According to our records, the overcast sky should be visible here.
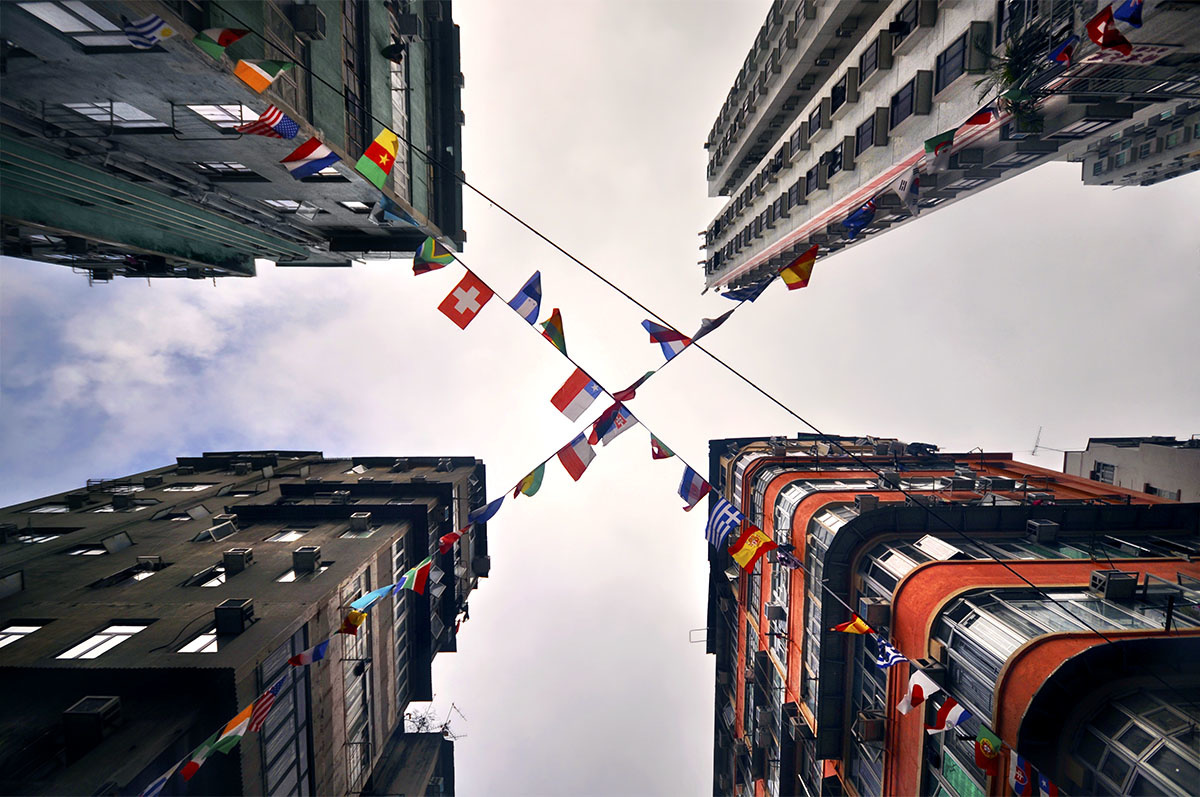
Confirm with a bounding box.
[2,1,1199,794]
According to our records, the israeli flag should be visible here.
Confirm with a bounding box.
[508,271,542,324]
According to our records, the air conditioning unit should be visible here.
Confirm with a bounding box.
[913,659,946,685]
[880,470,901,488]
[332,490,352,505]
[177,465,195,475]
[472,555,491,576]
[1026,492,1054,504]
[357,476,375,484]
[1027,519,1059,543]
[856,494,879,514]
[233,462,250,476]
[293,546,321,574]
[856,710,885,742]
[765,604,786,621]
[393,13,423,39]
[979,476,1015,491]
[223,547,254,574]
[143,475,163,488]
[1091,569,1137,600]
[111,493,133,510]
[211,513,238,530]
[62,696,122,761]
[214,598,254,635]
[136,555,162,569]
[289,5,327,41]
[948,476,975,490]
[859,596,890,628]
[66,492,89,510]
[349,512,371,531]
[306,477,323,485]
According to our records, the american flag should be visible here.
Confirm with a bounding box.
[705,497,744,549]
[247,676,287,733]
[235,105,299,139]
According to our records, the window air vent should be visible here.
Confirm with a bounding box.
[349,512,371,532]
[332,490,352,505]
[1027,519,1059,544]
[223,547,254,574]
[63,696,122,762]
[143,475,163,488]
[214,598,254,635]
[856,710,885,743]
[293,546,321,573]
[1090,569,1137,600]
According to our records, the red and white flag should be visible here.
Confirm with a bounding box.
[925,697,971,733]
[248,677,287,733]
[898,668,941,714]
[438,270,493,329]
[551,368,603,421]
[557,433,596,481]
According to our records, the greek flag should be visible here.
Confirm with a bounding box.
[875,638,906,669]
[124,15,173,49]
[705,498,744,549]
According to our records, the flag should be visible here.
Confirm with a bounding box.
[975,725,1003,776]
[728,525,778,571]
[413,236,455,274]
[721,276,773,302]
[395,556,434,595]
[678,467,711,511]
[508,272,542,324]
[551,367,603,421]
[705,498,744,549]
[438,527,467,554]
[540,308,567,355]
[1114,0,1143,27]
[235,105,299,139]
[234,59,294,93]
[642,320,691,361]
[963,105,996,126]
[180,731,219,781]
[350,584,394,612]
[139,759,183,797]
[1011,754,1037,797]
[776,549,803,570]
[875,638,906,669]
[193,28,248,60]
[280,137,341,179]
[693,308,736,342]
[557,433,596,481]
[1038,773,1061,797]
[288,639,330,666]
[589,403,637,446]
[780,243,818,289]
[514,463,545,498]
[438,270,494,330]
[925,129,956,172]
[468,496,504,525]
[926,697,972,734]
[842,199,877,240]
[355,128,401,189]
[889,170,920,216]
[338,609,368,636]
[831,614,873,634]
[1047,34,1079,64]
[248,677,287,733]
[370,194,420,227]
[613,370,656,402]
[822,760,838,779]
[1086,5,1133,57]
[650,435,675,460]
[898,668,941,714]
[124,15,174,49]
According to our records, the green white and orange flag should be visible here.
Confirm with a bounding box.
[514,463,545,498]
[540,308,567,356]
[179,703,254,780]
[193,28,248,59]
[779,244,818,291]
[234,59,293,93]
[831,613,874,634]
[356,128,400,189]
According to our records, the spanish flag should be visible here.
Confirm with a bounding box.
[831,613,873,634]
[338,609,368,636]
[728,525,778,571]
[355,128,400,189]
[779,244,818,290]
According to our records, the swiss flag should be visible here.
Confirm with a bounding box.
[438,270,494,329]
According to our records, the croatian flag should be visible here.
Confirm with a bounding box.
[287,639,330,667]
[678,467,711,512]
[551,368,602,421]
[557,433,596,481]
[507,271,542,324]
[925,697,971,734]
[467,496,504,525]
[281,137,341,179]
[642,320,691,361]
[897,668,941,714]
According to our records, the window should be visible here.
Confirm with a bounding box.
[267,529,307,543]
[856,116,875,155]
[826,143,844,179]
[57,623,149,659]
[1165,131,1181,149]
[27,504,69,513]
[890,79,916,129]
[262,200,302,213]
[186,104,255,129]
[163,483,216,492]
[65,544,107,556]
[191,161,265,180]
[277,563,330,582]
[790,127,804,154]
[859,40,878,85]
[341,527,378,539]
[179,627,219,653]
[935,32,968,93]
[16,533,60,544]
[1115,151,1129,167]
[1093,461,1116,484]
[92,500,155,512]
[1051,119,1116,139]
[62,102,168,130]
[1144,484,1181,501]
[805,165,819,195]
[339,201,372,214]
[808,105,822,135]
[831,75,848,115]
[1093,160,1106,176]
[893,1,918,46]
[17,1,133,49]
[1139,141,1154,159]
[0,624,43,649]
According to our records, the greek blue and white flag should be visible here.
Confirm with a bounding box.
[875,638,906,669]
[705,498,744,549]
[123,15,174,49]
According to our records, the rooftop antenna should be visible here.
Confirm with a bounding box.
[1031,426,1065,457]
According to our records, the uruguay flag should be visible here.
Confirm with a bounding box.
[508,271,542,324]
[642,320,691,361]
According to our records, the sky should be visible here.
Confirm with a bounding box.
[2,1,1200,794]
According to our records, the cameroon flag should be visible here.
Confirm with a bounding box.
[356,128,400,189]
[513,463,545,498]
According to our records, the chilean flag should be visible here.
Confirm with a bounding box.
[925,697,971,733]
[551,368,602,421]
[897,668,941,714]
[557,433,596,481]
[642,320,691,361]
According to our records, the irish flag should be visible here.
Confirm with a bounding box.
[355,128,400,189]
[234,59,293,93]
[180,704,253,779]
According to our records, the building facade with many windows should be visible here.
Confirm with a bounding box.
[0,450,487,795]
[1,0,464,281]
[700,0,1200,293]
[706,434,1200,796]
[1064,435,1200,502]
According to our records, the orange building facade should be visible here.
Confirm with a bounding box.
[706,435,1200,797]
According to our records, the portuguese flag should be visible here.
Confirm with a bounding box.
[193,28,248,60]
[540,308,567,356]
[234,59,293,93]
[355,128,400,189]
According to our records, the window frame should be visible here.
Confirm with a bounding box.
[935,32,969,94]
[890,78,916,129]
[57,622,150,660]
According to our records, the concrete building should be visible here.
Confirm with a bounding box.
[0,450,488,795]
[0,0,464,281]
[706,434,1200,797]
[700,1,1200,293]
[1064,435,1200,501]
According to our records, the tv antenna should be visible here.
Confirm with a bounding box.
[1031,426,1065,457]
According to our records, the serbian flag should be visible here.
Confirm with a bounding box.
[650,435,675,460]
[557,433,596,481]
[897,668,941,714]
[925,697,972,734]
[413,237,455,274]
[728,525,777,571]
[281,137,341,179]
[678,467,711,511]
[589,403,637,446]
[1048,34,1079,64]
[642,320,691,361]
[438,527,467,554]
[552,368,602,421]
[288,639,330,666]
[831,614,873,634]
[338,609,368,636]
[438,271,493,330]
[1114,0,1143,27]
[1086,5,1133,56]
[780,244,818,290]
